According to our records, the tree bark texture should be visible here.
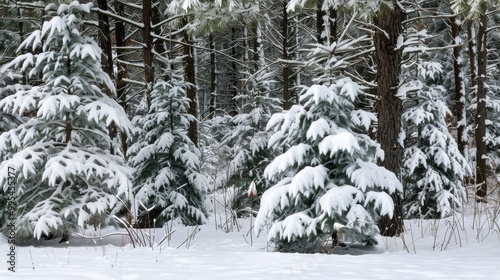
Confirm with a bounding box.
[374,4,404,237]
[467,20,477,90]
[451,16,466,155]
[115,1,128,158]
[282,1,292,110]
[475,5,488,199]
[183,17,198,147]
[209,34,216,118]
[229,27,238,116]
[143,0,153,108]
[97,0,113,81]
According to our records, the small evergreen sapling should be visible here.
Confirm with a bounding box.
[401,63,471,219]
[255,78,402,253]
[222,70,280,214]
[129,77,208,227]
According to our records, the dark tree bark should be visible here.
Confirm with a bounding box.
[316,1,326,44]
[143,0,153,108]
[115,1,128,158]
[96,0,113,81]
[374,4,404,237]
[282,1,292,110]
[97,0,118,154]
[152,2,165,56]
[229,27,238,116]
[451,16,466,155]
[467,20,477,90]
[317,2,337,44]
[16,6,27,84]
[182,17,198,147]
[475,5,488,199]
[329,7,337,42]
[209,34,217,118]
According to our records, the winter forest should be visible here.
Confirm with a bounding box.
[1,0,500,269]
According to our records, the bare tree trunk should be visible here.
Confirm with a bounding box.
[475,5,488,199]
[183,17,198,147]
[143,0,153,108]
[451,16,466,155]
[374,3,404,237]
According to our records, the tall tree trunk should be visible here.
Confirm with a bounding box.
[329,7,337,42]
[97,0,117,154]
[97,0,113,81]
[475,5,488,199]
[143,0,153,108]
[183,17,198,147]
[317,2,337,45]
[283,1,291,110]
[467,20,477,89]
[229,28,238,116]
[16,6,27,84]
[115,1,128,158]
[316,1,326,44]
[451,16,466,155]
[209,34,216,118]
[374,3,404,237]
[152,2,165,56]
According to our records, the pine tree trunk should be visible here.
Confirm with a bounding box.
[475,6,488,200]
[115,1,128,158]
[374,4,404,237]
[467,20,477,89]
[97,0,118,154]
[209,34,216,118]
[316,1,326,44]
[317,2,337,45]
[451,16,466,155]
[97,0,113,81]
[152,2,165,56]
[282,0,291,110]
[230,28,238,116]
[143,0,153,108]
[16,6,27,84]
[183,17,198,147]
[329,7,337,42]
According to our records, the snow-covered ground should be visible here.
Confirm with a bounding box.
[1,210,499,279]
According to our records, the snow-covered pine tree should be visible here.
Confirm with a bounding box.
[128,74,208,227]
[222,70,281,213]
[401,64,471,219]
[0,1,132,240]
[0,71,26,136]
[255,78,402,253]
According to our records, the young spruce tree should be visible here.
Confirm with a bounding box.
[401,64,471,219]
[129,74,208,226]
[0,2,132,240]
[255,78,402,253]
[400,27,471,219]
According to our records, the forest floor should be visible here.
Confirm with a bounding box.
[1,202,500,279]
